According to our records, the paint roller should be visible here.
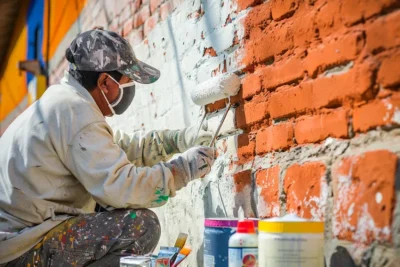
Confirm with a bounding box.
[191,73,241,147]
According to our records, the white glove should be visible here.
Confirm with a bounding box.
[165,146,215,190]
[186,125,213,147]
[163,126,213,153]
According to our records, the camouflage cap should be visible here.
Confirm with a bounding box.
[67,29,160,84]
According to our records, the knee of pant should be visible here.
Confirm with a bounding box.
[142,209,161,238]
[127,209,160,235]
[136,209,161,254]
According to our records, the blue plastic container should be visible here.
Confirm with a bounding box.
[204,218,258,267]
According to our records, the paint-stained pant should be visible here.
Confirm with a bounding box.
[4,209,161,267]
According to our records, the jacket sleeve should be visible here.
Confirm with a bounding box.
[64,122,176,209]
[113,128,183,167]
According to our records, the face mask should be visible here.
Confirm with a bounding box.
[100,75,136,116]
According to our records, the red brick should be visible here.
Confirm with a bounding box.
[256,166,279,188]
[236,95,268,128]
[295,109,348,144]
[237,0,263,11]
[291,8,317,48]
[243,22,294,67]
[133,5,150,28]
[353,94,400,132]
[332,150,397,243]
[244,2,271,37]
[242,72,262,99]
[305,32,364,77]
[160,1,173,20]
[312,62,376,109]
[256,122,294,154]
[233,170,252,193]
[144,12,160,37]
[203,47,217,57]
[206,100,226,113]
[284,162,327,219]
[131,0,142,13]
[268,83,313,119]
[150,0,162,14]
[378,51,400,88]
[366,10,400,53]
[122,18,134,36]
[315,0,341,39]
[237,133,256,163]
[260,56,304,91]
[271,0,299,21]
[341,0,400,25]
[256,166,280,218]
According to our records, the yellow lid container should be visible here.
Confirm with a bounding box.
[259,216,324,234]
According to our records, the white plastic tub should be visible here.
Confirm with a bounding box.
[258,214,324,267]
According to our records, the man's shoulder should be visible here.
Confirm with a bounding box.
[40,83,105,136]
[43,83,102,120]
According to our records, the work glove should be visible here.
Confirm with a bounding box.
[165,146,215,190]
[164,125,213,153]
[182,125,213,149]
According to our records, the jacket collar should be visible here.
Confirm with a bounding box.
[60,71,97,107]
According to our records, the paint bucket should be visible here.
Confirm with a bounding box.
[258,214,324,267]
[204,218,258,267]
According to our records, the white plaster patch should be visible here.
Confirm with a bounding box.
[348,203,355,217]
[201,23,235,54]
[324,61,354,77]
[256,191,280,218]
[383,99,393,122]
[392,108,400,124]
[375,192,383,204]
[207,106,241,138]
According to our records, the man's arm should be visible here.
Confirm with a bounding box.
[64,122,214,209]
[114,126,212,167]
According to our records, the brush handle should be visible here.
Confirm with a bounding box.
[209,101,232,147]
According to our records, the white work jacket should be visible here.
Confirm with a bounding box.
[0,71,186,263]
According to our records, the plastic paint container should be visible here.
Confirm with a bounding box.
[204,218,258,267]
[258,214,324,267]
[228,220,258,267]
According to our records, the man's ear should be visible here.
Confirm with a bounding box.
[97,73,109,93]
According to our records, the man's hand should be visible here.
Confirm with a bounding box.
[186,125,213,147]
[165,146,215,190]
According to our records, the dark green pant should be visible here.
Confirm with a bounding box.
[4,209,161,267]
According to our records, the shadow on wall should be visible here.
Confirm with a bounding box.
[166,17,190,127]
[330,246,356,267]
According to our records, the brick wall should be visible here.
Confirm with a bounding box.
[48,0,400,266]
[231,0,400,265]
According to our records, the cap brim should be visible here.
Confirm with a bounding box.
[119,60,160,84]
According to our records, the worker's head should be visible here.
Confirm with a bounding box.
[65,29,160,117]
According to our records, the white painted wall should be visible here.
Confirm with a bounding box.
[104,1,244,265]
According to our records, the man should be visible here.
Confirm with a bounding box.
[0,29,215,266]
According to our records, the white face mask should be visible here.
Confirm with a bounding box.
[100,74,135,116]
